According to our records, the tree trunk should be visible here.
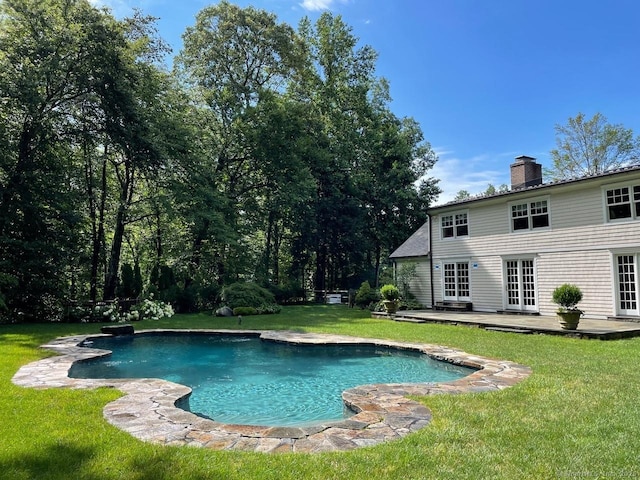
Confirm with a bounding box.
[374,243,381,288]
[185,219,210,289]
[0,126,35,238]
[104,204,126,300]
[272,219,281,284]
[88,150,108,302]
[314,244,327,292]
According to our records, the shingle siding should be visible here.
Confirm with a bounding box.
[537,250,614,317]
[469,257,504,312]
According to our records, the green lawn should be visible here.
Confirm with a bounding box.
[1,305,639,479]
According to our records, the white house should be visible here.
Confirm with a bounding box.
[391,156,640,320]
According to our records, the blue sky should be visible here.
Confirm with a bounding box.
[90,0,640,204]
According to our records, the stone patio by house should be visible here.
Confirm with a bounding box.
[12,329,531,453]
[373,310,640,340]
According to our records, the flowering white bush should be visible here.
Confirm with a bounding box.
[92,304,119,323]
[137,298,174,321]
[66,297,173,323]
[122,309,140,322]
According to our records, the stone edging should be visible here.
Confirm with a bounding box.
[12,329,531,453]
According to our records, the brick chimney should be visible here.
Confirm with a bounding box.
[510,155,542,190]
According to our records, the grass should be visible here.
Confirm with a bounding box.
[1,305,639,479]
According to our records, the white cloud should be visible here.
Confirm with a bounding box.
[90,0,163,17]
[88,0,134,17]
[428,149,511,205]
[300,0,335,11]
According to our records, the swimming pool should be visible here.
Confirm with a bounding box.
[70,332,474,426]
[13,330,532,452]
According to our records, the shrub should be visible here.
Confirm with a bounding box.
[198,283,221,310]
[552,283,583,311]
[133,296,174,321]
[397,262,417,299]
[354,281,379,309]
[0,273,18,314]
[221,282,279,313]
[233,306,258,316]
[149,264,179,305]
[266,282,306,304]
[380,284,400,301]
[258,304,281,314]
[175,285,199,313]
[117,263,142,299]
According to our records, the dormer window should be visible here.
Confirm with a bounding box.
[441,212,468,238]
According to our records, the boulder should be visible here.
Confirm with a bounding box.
[215,306,234,317]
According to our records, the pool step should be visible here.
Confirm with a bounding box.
[101,324,135,336]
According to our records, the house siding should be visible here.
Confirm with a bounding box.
[422,168,640,319]
[469,256,504,312]
[537,250,614,317]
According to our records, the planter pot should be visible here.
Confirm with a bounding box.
[557,310,581,330]
[382,300,399,314]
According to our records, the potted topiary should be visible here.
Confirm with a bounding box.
[552,283,583,330]
[380,284,400,314]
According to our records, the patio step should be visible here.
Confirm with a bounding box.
[434,301,472,312]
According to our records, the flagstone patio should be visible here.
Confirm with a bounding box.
[373,310,640,340]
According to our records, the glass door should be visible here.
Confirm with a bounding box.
[443,262,470,301]
[505,259,537,312]
[616,255,639,316]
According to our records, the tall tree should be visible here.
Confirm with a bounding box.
[549,112,640,180]
[175,0,303,284]
[0,0,117,319]
[244,95,315,285]
[454,190,471,201]
[293,12,440,290]
[293,13,378,291]
[360,113,439,284]
[0,0,184,316]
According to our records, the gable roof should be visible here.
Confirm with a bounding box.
[389,221,430,259]
[429,163,640,212]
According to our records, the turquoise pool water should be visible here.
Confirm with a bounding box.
[70,333,474,427]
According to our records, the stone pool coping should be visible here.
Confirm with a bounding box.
[12,329,531,453]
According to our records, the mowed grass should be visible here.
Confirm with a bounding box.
[1,305,639,479]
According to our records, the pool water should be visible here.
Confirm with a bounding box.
[70,333,474,427]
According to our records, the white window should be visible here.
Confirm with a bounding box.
[510,198,549,231]
[605,185,640,221]
[441,212,468,238]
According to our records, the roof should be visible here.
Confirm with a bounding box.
[389,221,430,259]
[429,163,640,212]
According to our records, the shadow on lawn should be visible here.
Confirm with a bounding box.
[0,442,221,480]
[1,443,101,480]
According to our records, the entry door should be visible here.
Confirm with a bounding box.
[443,262,470,301]
[616,255,639,316]
[505,259,537,311]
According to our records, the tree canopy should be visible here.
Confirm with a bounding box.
[549,112,640,180]
[0,0,440,322]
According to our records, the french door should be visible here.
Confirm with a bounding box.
[443,262,470,301]
[616,254,639,316]
[505,259,537,312]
